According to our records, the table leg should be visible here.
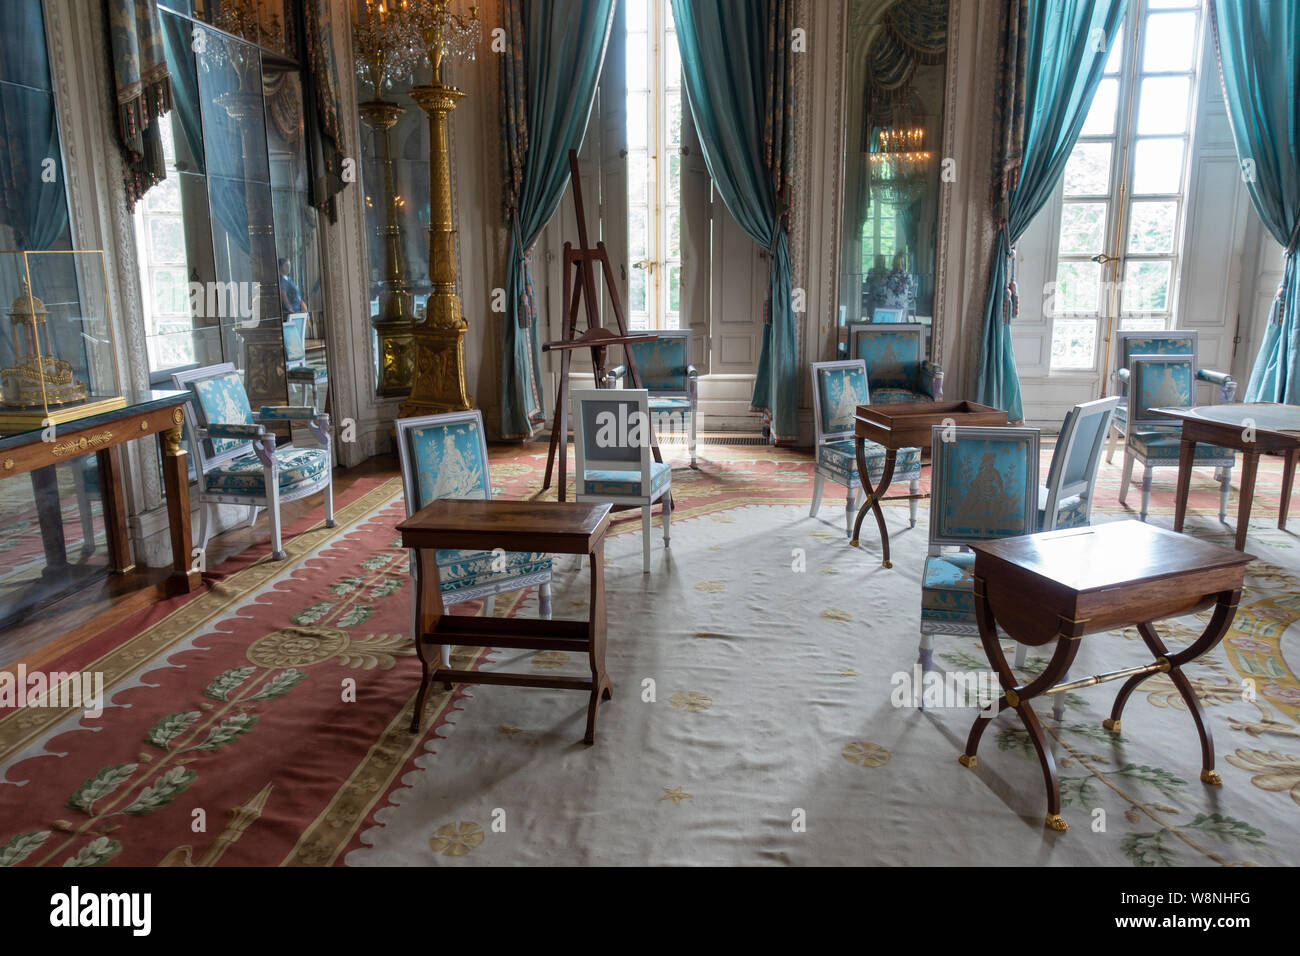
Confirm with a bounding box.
[850,440,897,568]
[1172,437,1195,533]
[97,446,133,573]
[409,547,445,733]
[584,538,612,745]
[961,574,1080,830]
[1281,451,1297,530]
[159,426,200,595]
[30,465,68,571]
[1235,450,1259,552]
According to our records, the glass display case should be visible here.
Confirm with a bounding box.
[0,250,123,428]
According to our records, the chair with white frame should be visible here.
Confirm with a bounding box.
[571,388,671,573]
[809,359,921,537]
[172,362,334,561]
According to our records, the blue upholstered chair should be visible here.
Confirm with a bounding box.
[172,363,334,561]
[1119,355,1235,522]
[572,388,672,573]
[918,426,1043,710]
[1039,396,1120,532]
[607,330,698,468]
[847,323,943,405]
[395,410,553,668]
[809,359,921,537]
[282,312,328,408]
[1105,330,1235,464]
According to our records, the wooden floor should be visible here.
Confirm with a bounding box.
[0,455,401,673]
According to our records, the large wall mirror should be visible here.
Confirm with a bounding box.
[838,0,949,356]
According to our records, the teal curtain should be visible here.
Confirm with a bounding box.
[1210,1,1300,404]
[976,0,1126,421]
[672,0,797,441]
[104,0,172,209]
[499,0,615,440]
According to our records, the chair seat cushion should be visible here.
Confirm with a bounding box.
[921,552,976,622]
[871,387,929,405]
[648,396,692,411]
[204,447,330,495]
[582,460,672,497]
[1129,428,1236,461]
[816,439,922,484]
[435,548,553,595]
[288,366,328,383]
[1037,485,1088,529]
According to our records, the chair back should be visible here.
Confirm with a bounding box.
[847,323,926,391]
[810,359,870,445]
[394,410,492,515]
[872,306,907,323]
[1114,330,1197,398]
[928,425,1040,549]
[572,388,652,496]
[624,331,691,395]
[171,362,256,472]
[282,312,309,367]
[1127,355,1194,427]
[1042,396,1119,528]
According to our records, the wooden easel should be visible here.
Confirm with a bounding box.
[542,150,663,502]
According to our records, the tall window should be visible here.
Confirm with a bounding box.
[625,0,682,331]
[1049,0,1203,370]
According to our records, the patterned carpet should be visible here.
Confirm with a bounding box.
[0,443,1296,866]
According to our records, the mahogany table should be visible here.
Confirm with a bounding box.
[851,400,1008,567]
[962,520,1252,831]
[1150,402,1300,551]
[0,390,200,597]
[397,498,613,744]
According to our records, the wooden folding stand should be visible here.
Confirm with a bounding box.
[541,149,662,502]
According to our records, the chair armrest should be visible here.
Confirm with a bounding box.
[919,361,944,401]
[287,367,318,382]
[606,364,628,388]
[686,365,699,380]
[202,422,266,440]
[256,405,319,421]
[1197,368,1238,402]
[1116,367,1130,385]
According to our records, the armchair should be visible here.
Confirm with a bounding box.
[395,410,553,669]
[172,363,334,561]
[1105,330,1236,464]
[283,312,328,409]
[607,330,698,467]
[847,323,943,405]
[1119,355,1235,522]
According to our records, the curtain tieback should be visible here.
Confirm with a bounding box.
[1002,224,1019,326]
[511,219,536,331]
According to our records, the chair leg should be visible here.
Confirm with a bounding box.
[844,481,857,539]
[662,493,671,549]
[483,594,495,617]
[1140,467,1153,522]
[909,478,919,528]
[1013,642,1027,668]
[1119,450,1135,505]
[1280,451,1297,530]
[268,503,285,560]
[247,505,259,529]
[1052,671,1067,723]
[642,506,652,573]
[689,406,698,469]
[1105,421,1120,464]
[916,631,932,710]
[197,499,212,554]
[323,477,336,528]
[1219,466,1232,522]
[539,582,552,620]
[809,472,824,517]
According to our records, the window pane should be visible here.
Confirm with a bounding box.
[628,206,647,260]
[1062,142,1112,195]
[627,91,648,148]
[665,34,681,87]
[666,264,681,317]
[1143,12,1197,72]
[151,267,189,314]
[626,34,650,89]
[1119,315,1169,331]
[148,218,186,263]
[1058,202,1107,255]
[665,89,681,147]
[666,206,680,258]
[1122,260,1172,314]
[1131,138,1184,193]
[1127,200,1178,254]
[1081,77,1118,135]
[1136,76,1190,134]
[625,0,649,31]
[1051,319,1098,369]
[145,172,182,213]
[1105,26,1123,73]
[628,150,649,206]
[1053,260,1101,313]
[629,267,646,313]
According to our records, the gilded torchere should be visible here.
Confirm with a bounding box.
[354,0,423,395]
[400,1,480,417]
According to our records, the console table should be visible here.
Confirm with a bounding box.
[397,498,613,743]
[1150,402,1300,551]
[852,400,1008,567]
[0,390,199,597]
[961,520,1251,831]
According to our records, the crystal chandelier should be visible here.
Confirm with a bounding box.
[415,0,480,81]
[353,0,424,96]
[867,94,931,206]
